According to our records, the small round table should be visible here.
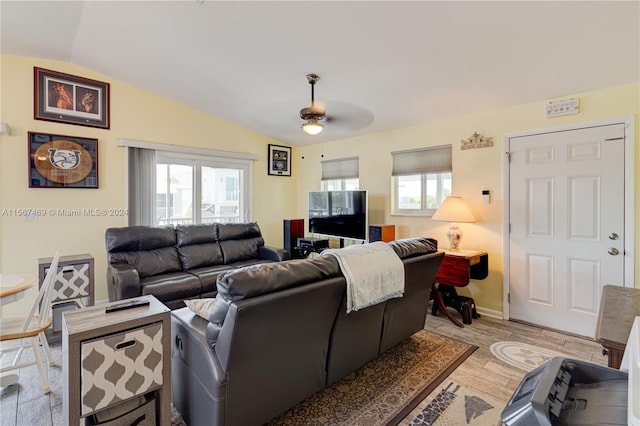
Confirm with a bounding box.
[0,273,38,387]
[0,273,37,305]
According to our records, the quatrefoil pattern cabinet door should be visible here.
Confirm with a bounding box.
[80,323,163,416]
[39,254,94,306]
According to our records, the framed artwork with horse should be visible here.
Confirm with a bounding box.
[34,67,110,129]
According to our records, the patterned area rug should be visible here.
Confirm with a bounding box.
[406,381,503,426]
[489,341,566,371]
[172,404,187,426]
[267,330,476,425]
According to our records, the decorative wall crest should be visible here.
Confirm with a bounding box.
[461,132,493,150]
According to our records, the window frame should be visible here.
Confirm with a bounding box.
[390,145,452,217]
[155,151,252,226]
[391,171,452,217]
[321,178,359,191]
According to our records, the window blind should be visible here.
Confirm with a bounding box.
[391,145,452,176]
[128,147,156,226]
[321,157,359,180]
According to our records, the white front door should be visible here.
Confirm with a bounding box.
[508,124,625,337]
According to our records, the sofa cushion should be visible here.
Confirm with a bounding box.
[185,298,217,320]
[225,259,273,269]
[218,222,262,241]
[109,247,182,278]
[188,265,235,294]
[217,256,341,301]
[175,224,224,270]
[106,226,176,253]
[207,256,342,343]
[178,243,225,271]
[175,224,218,246]
[220,238,264,264]
[139,271,202,302]
[388,237,437,259]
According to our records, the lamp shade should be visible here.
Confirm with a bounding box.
[432,196,475,223]
[302,119,324,135]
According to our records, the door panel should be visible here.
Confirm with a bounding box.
[509,124,625,337]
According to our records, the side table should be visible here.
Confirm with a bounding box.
[39,254,94,341]
[63,295,171,425]
[432,249,488,327]
[38,253,95,307]
[595,285,640,369]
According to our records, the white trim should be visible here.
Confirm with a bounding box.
[475,306,503,320]
[502,138,510,319]
[502,115,635,320]
[117,138,259,161]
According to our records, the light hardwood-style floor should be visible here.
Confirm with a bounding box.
[0,308,609,426]
[423,312,607,402]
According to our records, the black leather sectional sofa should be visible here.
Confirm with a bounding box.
[171,237,444,425]
[105,223,289,309]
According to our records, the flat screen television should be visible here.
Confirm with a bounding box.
[308,190,368,241]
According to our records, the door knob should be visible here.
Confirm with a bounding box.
[608,233,619,240]
[608,248,619,256]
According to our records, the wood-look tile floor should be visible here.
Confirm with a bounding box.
[0,310,609,426]
[400,311,609,424]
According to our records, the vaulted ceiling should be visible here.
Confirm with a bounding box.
[1,1,638,146]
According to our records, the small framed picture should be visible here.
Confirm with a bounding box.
[268,144,291,177]
[34,67,110,129]
[28,132,99,188]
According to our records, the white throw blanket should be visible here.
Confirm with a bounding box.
[322,242,405,313]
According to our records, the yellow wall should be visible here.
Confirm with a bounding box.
[0,55,298,314]
[1,54,637,317]
[297,83,639,314]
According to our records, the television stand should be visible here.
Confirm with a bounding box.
[296,237,330,258]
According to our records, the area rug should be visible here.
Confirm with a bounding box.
[405,381,503,426]
[267,330,477,425]
[489,341,567,372]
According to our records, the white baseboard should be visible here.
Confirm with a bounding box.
[476,306,504,320]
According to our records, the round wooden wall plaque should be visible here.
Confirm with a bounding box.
[33,139,93,184]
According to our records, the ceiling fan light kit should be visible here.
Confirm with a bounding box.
[302,119,324,135]
[300,73,326,135]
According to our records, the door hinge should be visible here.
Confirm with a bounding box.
[509,223,511,233]
[505,152,512,161]
[507,293,510,303]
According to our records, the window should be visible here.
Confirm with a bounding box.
[321,157,359,190]
[156,161,193,225]
[156,153,248,226]
[391,145,452,216]
[125,140,255,226]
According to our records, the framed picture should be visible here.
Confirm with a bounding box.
[28,132,99,188]
[34,67,110,129]
[268,144,291,176]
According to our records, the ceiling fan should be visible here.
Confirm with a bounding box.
[300,73,326,135]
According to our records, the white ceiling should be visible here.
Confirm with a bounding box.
[1,1,638,146]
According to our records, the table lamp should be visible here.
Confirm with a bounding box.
[431,196,475,250]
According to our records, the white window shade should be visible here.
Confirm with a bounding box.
[321,157,359,180]
[392,145,452,176]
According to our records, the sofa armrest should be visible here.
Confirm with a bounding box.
[258,245,290,262]
[106,263,141,301]
[172,308,226,425]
